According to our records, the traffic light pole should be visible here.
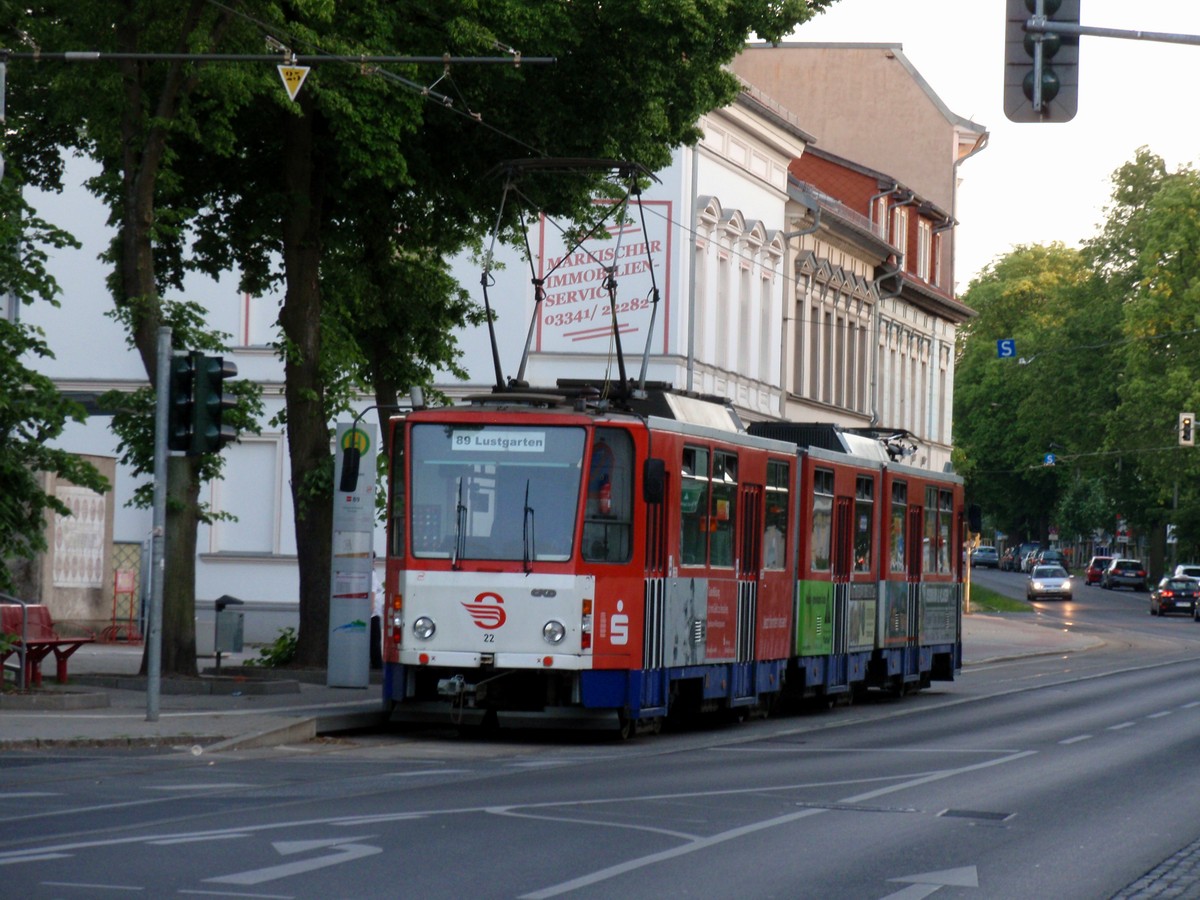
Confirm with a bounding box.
[1031,20,1200,47]
[146,326,170,721]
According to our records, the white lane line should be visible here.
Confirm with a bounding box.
[1108,722,1136,731]
[41,881,143,891]
[1148,711,1173,719]
[520,750,1037,898]
[1182,701,1200,709]
[1059,735,1092,745]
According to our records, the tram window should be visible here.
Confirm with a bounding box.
[810,467,834,572]
[763,460,789,570]
[854,475,873,573]
[680,446,710,567]
[409,424,585,561]
[889,481,906,573]
[938,489,953,573]
[583,428,633,563]
[710,451,738,568]
[390,435,407,558]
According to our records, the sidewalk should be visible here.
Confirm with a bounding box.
[0,613,1101,752]
[0,643,387,752]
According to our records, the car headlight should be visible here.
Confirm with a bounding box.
[412,616,436,640]
[1032,581,1044,590]
[543,619,566,644]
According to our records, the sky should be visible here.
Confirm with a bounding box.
[789,0,1200,291]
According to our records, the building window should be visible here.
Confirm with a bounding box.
[892,207,909,262]
[917,220,932,281]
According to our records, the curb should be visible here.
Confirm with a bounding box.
[70,674,301,695]
[0,690,111,710]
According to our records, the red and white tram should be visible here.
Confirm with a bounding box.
[379,388,964,733]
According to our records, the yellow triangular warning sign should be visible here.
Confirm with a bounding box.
[277,65,310,101]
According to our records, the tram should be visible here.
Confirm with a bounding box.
[373,159,964,733]
[378,388,963,733]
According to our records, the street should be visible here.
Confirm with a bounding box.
[5,570,1200,899]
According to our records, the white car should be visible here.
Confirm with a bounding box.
[1027,565,1072,602]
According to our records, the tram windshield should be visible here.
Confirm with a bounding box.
[409,423,585,562]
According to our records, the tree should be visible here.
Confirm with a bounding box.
[954,243,1116,545]
[177,0,836,665]
[9,1,838,668]
[5,1,260,673]
[954,148,1200,573]
[1087,150,1200,565]
[0,170,109,591]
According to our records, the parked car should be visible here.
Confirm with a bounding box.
[1085,555,1112,585]
[1174,563,1200,579]
[1102,558,1148,591]
[1035,548,1068,571]
[1021,551,1040,573]
[1000,549,1018,571]
[1150,576,1200,616]
[1027,565,1073,602]
[971,545,1000,568]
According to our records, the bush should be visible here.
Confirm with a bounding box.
[244,627,297,668]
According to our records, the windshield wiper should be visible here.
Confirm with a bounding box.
[522,479,534,574]
[452,477,467,569]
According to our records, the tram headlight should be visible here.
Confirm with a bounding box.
[413,616,436,640]
[542,619,566,644]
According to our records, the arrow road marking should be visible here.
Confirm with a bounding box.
[206,836,381,886]
[883,866,979,898]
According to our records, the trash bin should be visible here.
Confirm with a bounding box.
[214,595,244,671]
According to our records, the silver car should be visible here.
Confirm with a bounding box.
[971,545,1000,568]
[1028,565,1072,602]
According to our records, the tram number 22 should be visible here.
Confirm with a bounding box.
[482,633,494,643]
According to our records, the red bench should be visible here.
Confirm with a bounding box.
[1,603,94,687]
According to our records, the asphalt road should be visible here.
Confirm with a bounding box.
[5,575,1200,899]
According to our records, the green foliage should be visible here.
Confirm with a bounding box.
[96,299,265,517]
[956,148,1200,559]
[243,627,298,668]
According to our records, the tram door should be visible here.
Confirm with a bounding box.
[831,495,854,657]
[905,503,924,649]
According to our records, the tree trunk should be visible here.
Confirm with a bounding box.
[279,97,333,668]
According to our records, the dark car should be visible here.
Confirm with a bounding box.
[1085,555,1112,585]
[1102,558,1148,591]
[1036,548,1068,571]
[1150,576,1200,616]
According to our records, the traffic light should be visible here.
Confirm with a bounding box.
[191,354,240,454]
[1004,0,1080,123]
[167,353,196,452]
[1181,412,1195,447]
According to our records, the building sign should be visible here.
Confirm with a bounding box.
[535,200,672,355]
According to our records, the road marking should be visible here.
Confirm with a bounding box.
[1108,722,1136,730]
[41,881,144,891]
[1182,701,1200,709]
[1148,711,1172,719]
[206,838,381,886]
[0,792,59,798]
[883,865,980,899]
[1059,734,1092,744]
[520,752,1034,898]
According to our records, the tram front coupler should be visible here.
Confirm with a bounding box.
[437,674,476,701]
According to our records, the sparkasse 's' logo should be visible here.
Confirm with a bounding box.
[463,591,506,629]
